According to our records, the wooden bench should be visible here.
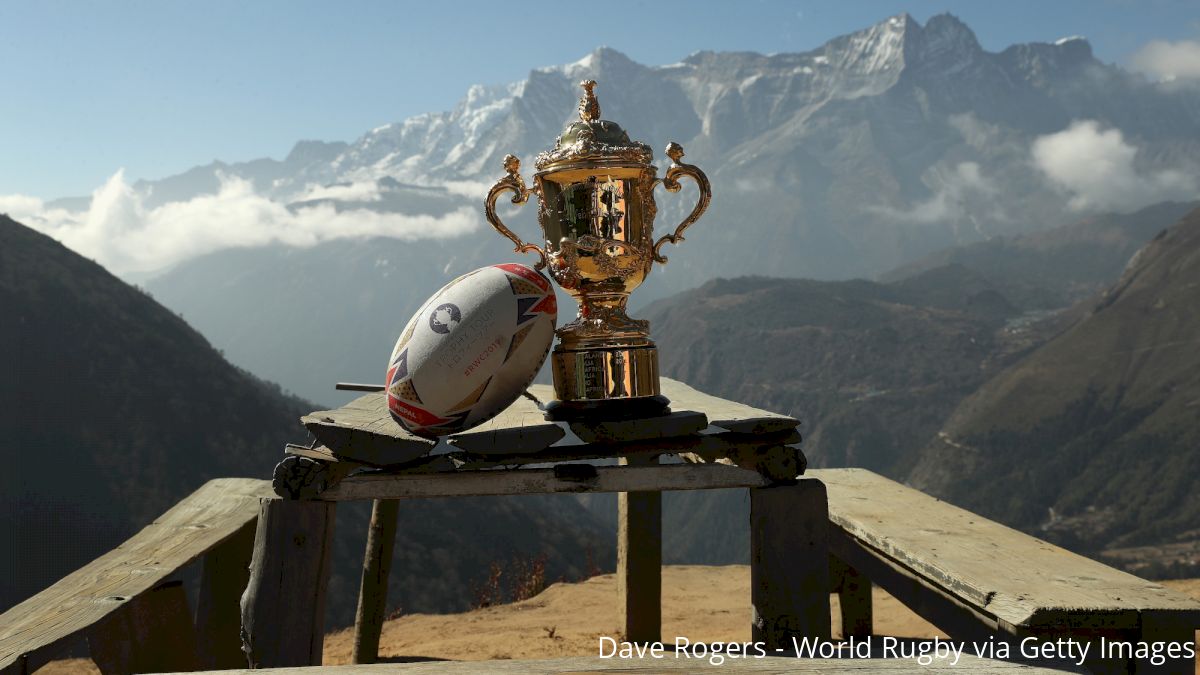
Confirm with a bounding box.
[812,468,1200,674]
[0,478,275,675]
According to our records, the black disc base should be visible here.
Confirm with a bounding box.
[542,395,671,422]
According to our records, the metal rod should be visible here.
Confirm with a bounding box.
[336,382,385,392]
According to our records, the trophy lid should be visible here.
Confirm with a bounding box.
[534,80,653,171]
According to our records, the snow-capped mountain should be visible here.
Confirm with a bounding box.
[135,12,1200,404]
[123,12,1200,282]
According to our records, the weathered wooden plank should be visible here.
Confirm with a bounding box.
[352,500,400,664]
[832,527,1160,675]
[830,555,873,639]
[811,468,1200,631]
[190,653,1082,673]
[87,579,200,674]
[302,393,436,465]
[529,379,797,436]
[446,393,564,453]
[0,478,273,675]
[750,479,831,649]
[195,520,256,669]
[1136,610,1198,674]
[528,384,712,443]
[272,454,359,499]
[828,525,1002,644]
[319,463,774,501]
[569,410,709,444]
[306,381,791,470]
[659,378,798,434]
[240,498,337,668]
[618,455,661,644]
[680,443,805,482]
[392,429,801,474]
[285,443,343,463]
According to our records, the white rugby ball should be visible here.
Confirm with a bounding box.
[385,263,557,437]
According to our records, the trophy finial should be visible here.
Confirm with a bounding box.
[578,80,600,122]
[665,142,685,164]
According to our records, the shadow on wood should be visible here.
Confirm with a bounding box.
[751,479,831,648]
[88,580,199,674]
[618,455,661,644]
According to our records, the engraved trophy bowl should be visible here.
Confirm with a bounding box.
[485,80,711,420]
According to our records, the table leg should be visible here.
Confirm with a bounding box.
[829,554,873,638]
[353,499,400,664]
[618,455,661,644]
[240,498,337,668]
[750,478,831,650]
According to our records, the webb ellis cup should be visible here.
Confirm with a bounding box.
[485,80,711,420]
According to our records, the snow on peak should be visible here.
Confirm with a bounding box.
[571,52,595,71]
[1054,35,1087,46]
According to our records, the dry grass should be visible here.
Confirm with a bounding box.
[34,568,1200,672]
[320,565,944,664]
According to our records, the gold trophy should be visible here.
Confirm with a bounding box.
[485,80,711,420]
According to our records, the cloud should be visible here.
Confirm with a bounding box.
[1131,39,1200,82]
[295,180,383,202]
[869,161,1001,233]
[1,170,481,277]
[948,113,1002,152]
[1031,120,1198,211]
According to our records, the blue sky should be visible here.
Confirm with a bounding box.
[2,0,1198,199]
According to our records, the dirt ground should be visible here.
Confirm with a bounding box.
[322,564,941,664]
[35,568,1200,672]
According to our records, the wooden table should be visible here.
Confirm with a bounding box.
[239,378,822,668]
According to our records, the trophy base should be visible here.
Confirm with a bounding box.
[543,394,670,422]
[547,344,669,421]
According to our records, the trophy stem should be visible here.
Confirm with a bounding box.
[559,291,652,351]
[546,343,669,420]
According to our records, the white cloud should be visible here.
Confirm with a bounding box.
[439,179,495,200]
[2,170,480,277]
[1031,120,1197,211]
[1131,39,1200,82]
[295,180,383,202]
[949,113,1002,152]
[869,161,999,232]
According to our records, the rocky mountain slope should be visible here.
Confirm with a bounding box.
[649,274,1017,474]
[909,206,1200,570]
[0,214,310,610]
[882,201,1199,310]
[637,269,1034,564]
[613,203,1195,566]
[0,215,613,624]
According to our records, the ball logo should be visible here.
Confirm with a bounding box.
[429,303,461,334]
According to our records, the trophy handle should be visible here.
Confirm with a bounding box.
[652,143,711,264]
[485,154,548,269]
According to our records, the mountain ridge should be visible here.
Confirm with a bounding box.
[0,215,614,625]
[33,11,1197,290]
[908,205,1200,566]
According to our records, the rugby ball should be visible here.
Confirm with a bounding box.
[385,263,557,437]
